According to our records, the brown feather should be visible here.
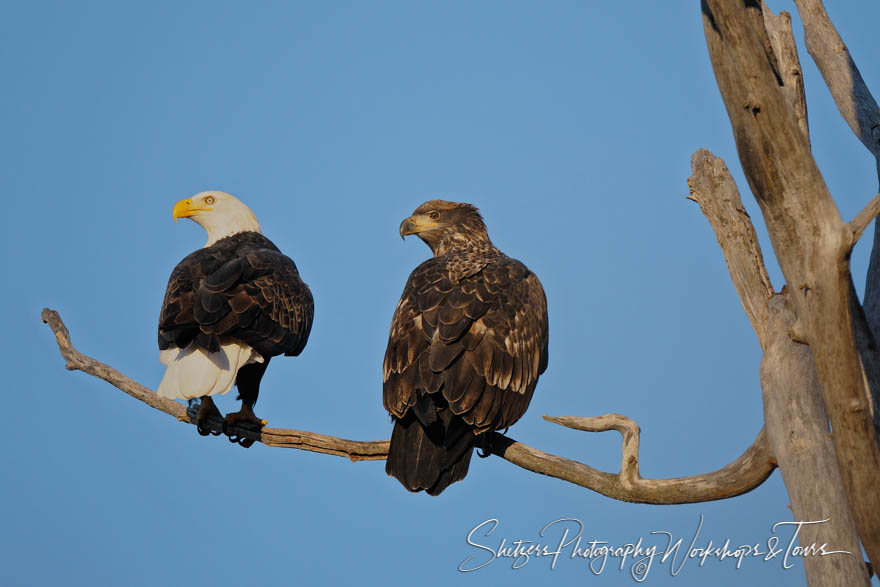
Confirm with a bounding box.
[382,201,549,495]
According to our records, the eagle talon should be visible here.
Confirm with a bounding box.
[195,396,223,437]
[222,422,255,447]
[223,404,264,448]
[475,434,493,459]
[224,404,267,431]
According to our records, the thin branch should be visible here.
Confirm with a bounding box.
[793,0,880,160]
[688,149,775,347]
[41,308,388,462]
[848,193,880,248]
[42,307,776,504]
[545,415,640,488]
[761,4,809,143]
[493,424,774,505]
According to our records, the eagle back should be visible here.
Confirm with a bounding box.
[383,253,548,432]
[158,232,314,358]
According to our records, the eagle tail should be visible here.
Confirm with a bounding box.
[157,341,263,400]
[386,403,475,496]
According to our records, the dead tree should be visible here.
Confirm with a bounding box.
[42,2,880,584]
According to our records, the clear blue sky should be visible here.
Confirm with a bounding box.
[3,2,879,585]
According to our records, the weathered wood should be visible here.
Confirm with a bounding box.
[790,0,880,444]
[494,425,774,505]
[761,4,809,143]
[762,294,868,586]
[848,195,880,247]
[687,149,774,346]
[690,145,867,582]
[793,0,880,160]
[702,0,880,572]
[545,415,641,489]
[42,307,777,503]
[792,0,880,344]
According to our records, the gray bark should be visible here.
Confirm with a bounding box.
[762,294,869,586]
[690,148,868,584]
[702,0,880,571]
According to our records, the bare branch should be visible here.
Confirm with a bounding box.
[544,415,640,488]
[793,0,880,159]
[42,307,776,504]
[761,5,809,142]
[688,149,774,347]
[848,193,880,248]
[41,307,389,462]
[494,424,774,505]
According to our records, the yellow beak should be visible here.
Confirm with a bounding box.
[399,215,438,239]
[172,198,210,222]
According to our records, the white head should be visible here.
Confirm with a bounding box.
[172,190,261,246]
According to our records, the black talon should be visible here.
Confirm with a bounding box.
[476,434,492,458]
[222,419,256,448]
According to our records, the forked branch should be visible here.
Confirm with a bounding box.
[41,307,775,504]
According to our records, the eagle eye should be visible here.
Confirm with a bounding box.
[428,211,440,220]
[204,196,215,205]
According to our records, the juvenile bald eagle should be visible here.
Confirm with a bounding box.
[157,191,313,439]
[383,200,549,495]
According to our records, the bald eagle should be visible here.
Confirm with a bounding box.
[157,191,313,439]
[383,200,549,495]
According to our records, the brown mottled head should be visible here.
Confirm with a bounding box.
[399,200,492,256]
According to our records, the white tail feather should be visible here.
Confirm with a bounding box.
[157,341,263,400]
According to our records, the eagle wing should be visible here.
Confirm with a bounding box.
[159,238,313,358]
[383,256,548,432]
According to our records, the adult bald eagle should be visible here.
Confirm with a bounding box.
[383,200,549,495]
[157,191,313,438]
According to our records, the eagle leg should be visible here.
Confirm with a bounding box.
[196,396,223,436]
[223,359,269,446]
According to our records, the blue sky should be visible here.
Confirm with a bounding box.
[3,2,879,585]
